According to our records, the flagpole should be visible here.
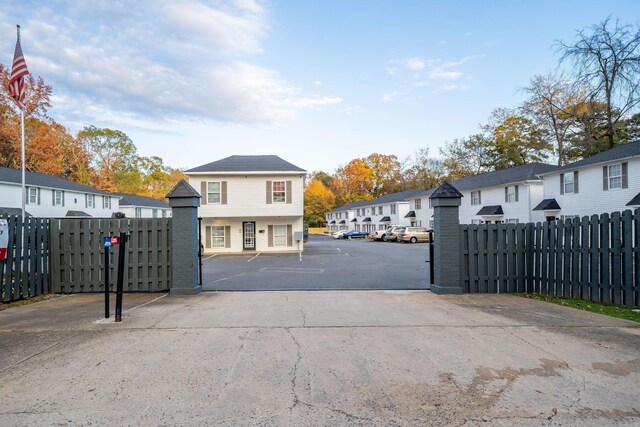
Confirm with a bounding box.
[17,25,26,221]
[21,106,25,221]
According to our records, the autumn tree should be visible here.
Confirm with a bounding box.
[304,178,336,226]
[329,159,373,205]
[557,18,640,149]
[363,153,405,197]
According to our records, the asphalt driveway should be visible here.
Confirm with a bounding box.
[202,233,430,291]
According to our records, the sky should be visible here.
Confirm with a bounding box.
[1,1,639,174]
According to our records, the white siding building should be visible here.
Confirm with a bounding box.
[325,201,363,232]
[0,166,119,218]
[115,193,172,219]
[535,141,640,219]
[186,155,306,253]
[325,190,426,233]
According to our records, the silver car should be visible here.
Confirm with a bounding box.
[399,226,431,243]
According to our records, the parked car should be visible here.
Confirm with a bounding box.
[342,230,370,240]
[387,226,405,242]
[371,226,398,242]
[332,230,347,239]
[399,226,431,243]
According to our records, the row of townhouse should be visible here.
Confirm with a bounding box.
[326,140,640,230]
[325,190,424,233]
[0,166,170,218]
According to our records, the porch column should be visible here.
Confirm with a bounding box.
[166,179,202,295]
[429,182,463,294]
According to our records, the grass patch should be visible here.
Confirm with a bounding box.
[515,293,640,323]
[0,293,60,311]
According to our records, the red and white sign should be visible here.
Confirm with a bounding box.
[110,236,121,245]
[0,219,9,261]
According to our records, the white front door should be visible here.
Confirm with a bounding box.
[243,222,256,250]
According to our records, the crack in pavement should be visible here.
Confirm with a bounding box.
[286,328,302,412]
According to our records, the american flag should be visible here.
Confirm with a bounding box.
[9,26,29,110]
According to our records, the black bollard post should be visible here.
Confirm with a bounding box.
[104,239,110,318]
[115,232,127,323]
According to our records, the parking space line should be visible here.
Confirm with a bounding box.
[204,254,217,260]
[336,248,341,252]
[247,253,260,262]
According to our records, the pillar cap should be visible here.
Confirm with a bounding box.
[429,181,463,199]
[166,179,201,199]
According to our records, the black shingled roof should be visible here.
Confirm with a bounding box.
[533,199,561,211]
[185,155,305,173]
[404,210,416,218]
[476,205,504,216]
[449,163,558,191]
[327,189,426,213]
[166,179,201,199]
[114,193,170,208]
[539,140,640,175]
[627,192,640,207]
[0,166,108,195]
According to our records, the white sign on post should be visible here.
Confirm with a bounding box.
[0,219,8,262]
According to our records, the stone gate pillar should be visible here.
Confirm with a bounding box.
[166,179,202,295]
[429,182,463,294]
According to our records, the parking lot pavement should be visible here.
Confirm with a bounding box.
[202,233,430,291]
[0,291,638,426]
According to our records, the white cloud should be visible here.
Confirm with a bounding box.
[381,91,398,102]
[390,54,479,93]
[428,70,464,80]
[1,0,339,127]
[433,83,469,93]
[314,80,322,86]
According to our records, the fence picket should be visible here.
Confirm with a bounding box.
[611,212,622,305]
[621,210,634,306]
[589,214,600,303]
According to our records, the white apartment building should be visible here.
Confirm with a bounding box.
[535,140,640,219]
[325,190,424,233]
[115,193,172,219]
[0,166,119,218]
[186,155,306,253]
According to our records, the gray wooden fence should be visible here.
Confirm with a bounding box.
[0,215,51,302]
[460,208,639,307]
[51,218,171,293]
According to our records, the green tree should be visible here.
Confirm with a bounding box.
[77,126,139,192]
[484,109,551,169]
[440,134,493,179]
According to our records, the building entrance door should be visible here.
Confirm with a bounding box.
[243,221,256,250]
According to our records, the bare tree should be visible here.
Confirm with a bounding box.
[557,18,640,149]
[522,73,589,165]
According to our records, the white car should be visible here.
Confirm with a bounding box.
[332,230,348,239]
[371,226,398,242]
